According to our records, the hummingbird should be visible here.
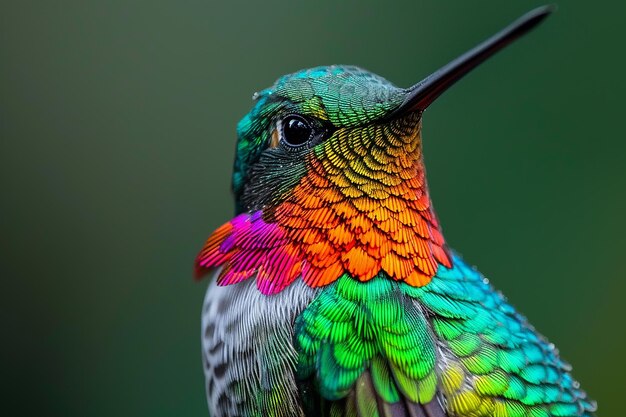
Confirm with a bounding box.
[195,6,596,417]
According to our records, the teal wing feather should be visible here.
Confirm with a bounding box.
[406,252,597,417]
[294,252,596,417]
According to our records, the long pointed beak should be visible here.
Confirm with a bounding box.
[391,5,554,116]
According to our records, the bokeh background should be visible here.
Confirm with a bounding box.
[2,0,624,415]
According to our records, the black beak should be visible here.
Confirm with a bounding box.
[392,5,554,116]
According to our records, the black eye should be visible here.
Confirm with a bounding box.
[281,115,314,147]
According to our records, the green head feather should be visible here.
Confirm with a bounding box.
[232,65,406,212]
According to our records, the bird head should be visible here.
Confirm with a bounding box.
[232,65,407,213]
[196,6,553,294]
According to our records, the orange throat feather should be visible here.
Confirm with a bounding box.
[196,113,451,294]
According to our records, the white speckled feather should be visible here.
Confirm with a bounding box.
[202,271,318,417]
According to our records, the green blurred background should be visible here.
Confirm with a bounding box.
[2,0,624,415]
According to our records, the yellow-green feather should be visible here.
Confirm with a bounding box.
[294,253,596,417]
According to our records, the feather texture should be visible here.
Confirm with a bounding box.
[196,112,450,294]
[196,61,596,416]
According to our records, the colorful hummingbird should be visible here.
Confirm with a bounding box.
[195,6,596,417]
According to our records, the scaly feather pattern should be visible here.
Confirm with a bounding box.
[294,272,442,417]
[293,254,596,417]
[413,255,596,417]
[196,113,450,294]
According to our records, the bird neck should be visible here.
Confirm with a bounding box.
[267,113,451,286]
[195,113,452,294]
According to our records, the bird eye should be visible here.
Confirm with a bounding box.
[280,115,314,147]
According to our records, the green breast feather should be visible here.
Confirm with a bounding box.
[294,253,596,417]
